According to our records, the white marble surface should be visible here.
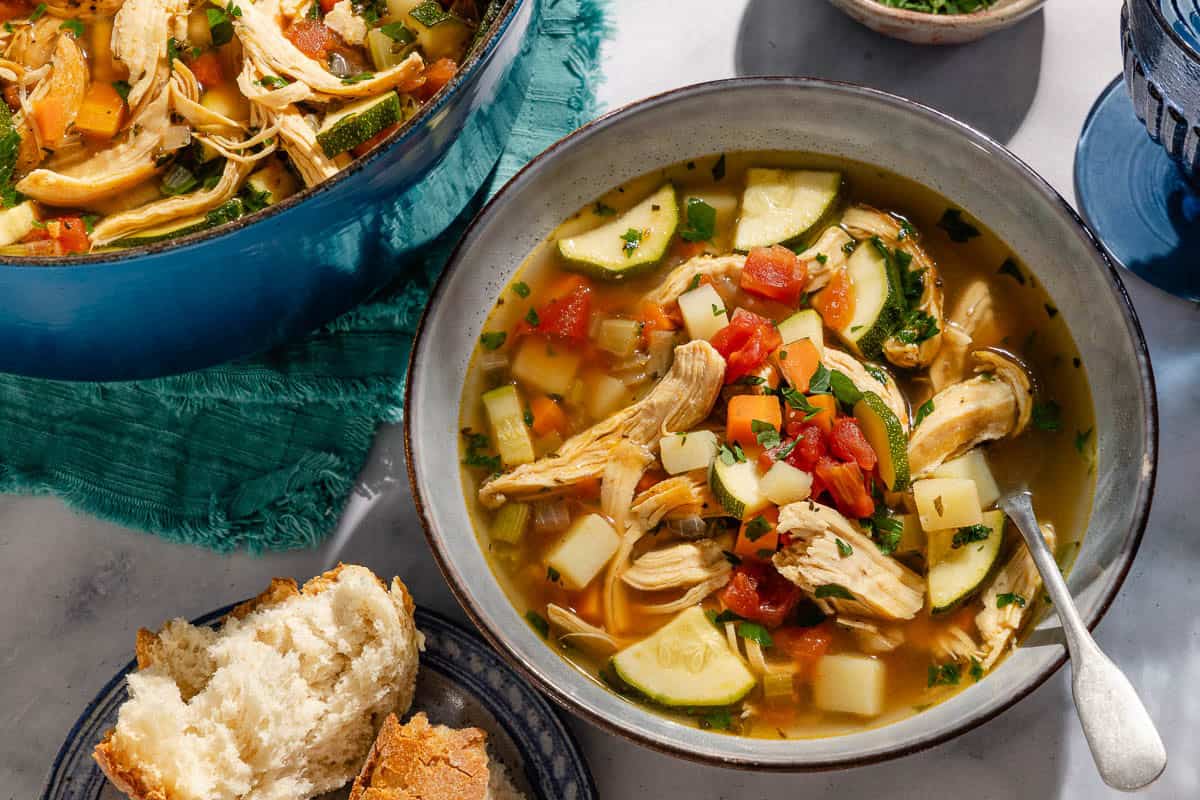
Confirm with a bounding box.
[4,0,1199,797]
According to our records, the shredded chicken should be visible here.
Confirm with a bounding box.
[111,0,186,113]
[976,523,1057,669]
[630,474,720,529]
[908,350,1033,478]
[841,204,945,369]
[822,347,909,431]
[5,16,62,71]
[640,254,745,308]
[773,500,925,621]
[931,625,981,662]
[600,441,652,537]
[795,224,854,291]
[323,0,367,45]
[546,604,619,656]
[272,105,345,186]
[622,539,731,592]
[478,340,725,508]
[930,279,997,392]
[837,616,905,654]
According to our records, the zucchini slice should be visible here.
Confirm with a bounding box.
[111,200,245,247]
[557,184,679,280]
[709,458,768,519]
[853,391,910,491]
[775,308,824,352]
[316,92,404,158]
[611,606,756,707]
[246,159,300,206]
[732,168,842,251]
[833,238,903,359]
[927,509,1005,613]
[482,384,535,467]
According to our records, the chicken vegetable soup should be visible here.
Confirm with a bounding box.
[460,153,1095,737]
[0,0,491,255]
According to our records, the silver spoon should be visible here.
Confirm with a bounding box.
[999,489,1166,792]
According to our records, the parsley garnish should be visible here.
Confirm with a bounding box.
[751,419,780,448]
[862,511,903,555]
[462,429,500,472]
[998,257,1025,284]
[828,369,863,406]
[711,303,725,317]
[1074,427,1093,454]
[546,566,560,583]
[996,592,1026,609]
[524,308,540,327]
[878,0,997,13]
[928,662,961,687]
[718,442,746,465]
[112,80,132,101]
[687,274,702,291]
[779,387,820,420]
[1032,401,1062,432]
[743,514,772,542]
[814,583,855,600]
[207,5,236,47]
[807,363,831,394]
[914,398,934,427]
[256,75,291,89]
[865,364,889,384]
[479,331,506,350]
[937,208,981,243]
[379,20,416,42]
[722,549,742,566]
[523,408,534,427]
[620,227,643,256]
[341,72,376,85]
[893,308,939,345]
[836,538,853,558]
[951,524,991,549]
[525,610,550,637]
[815,252,828,264]
[512,281,530,298]
[699,709,732,730]
[81,213,99,235]
[593,201,616,216]
[735,374,765,386]
[29,2,46,20]
[842,239,857,255]
[59,18,84,36]
[680,197,716,242]
[737,621,773,648]
[970,657,985,682]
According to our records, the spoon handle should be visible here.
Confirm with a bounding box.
[1000,492,1166,792]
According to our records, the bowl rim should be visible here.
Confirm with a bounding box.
[0,0,526,269]
[404,76,1159,770]
[827,0,1045,27]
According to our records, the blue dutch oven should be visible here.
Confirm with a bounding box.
[0,0,533,380]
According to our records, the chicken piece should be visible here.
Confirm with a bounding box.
[478,340,725,508]
[841,205,945,369]
[16,87,171,205]
[236,0,424,100]
[546,603,618,655]
[976,523,1057,669]
[908,350,1033,478]
[640,254,745,308]
[324,0,367,45]
[112,0,187,112]
[794,224,854,292]
[272,104,345,186]
[836,616,905,654]
[630,474,720,529]
[238,48,317,111]
[90,158,253,246]
[622,539,730,592]
[601,440,652,537]
[930,624,980,663]
[930,279,997,392]
[5,16,62,70]
[823,348,909,432]
[773,500,925,621]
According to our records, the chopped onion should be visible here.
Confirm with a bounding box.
[665,515,707,539]
[532,499,570,534]
[476,350,509,374]
[646,329,679,380]
[160,125,192,152]
[327,52,354,78]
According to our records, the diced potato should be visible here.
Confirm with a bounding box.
[677,283,728,341]
[584,371,629,420]
[759,461,813,505]
[775,309,824,353]
[546,513,621,590]
[595,318,641,356]
[659,430,719,474]
[913,478,983,532]
[511,337,582,396]
[895,513,925,554]
[932,449,1000,509]
[813,654,886,717]
[482,385,534,467]
[0,202,38,246]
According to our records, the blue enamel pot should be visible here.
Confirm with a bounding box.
[0,0,533,381]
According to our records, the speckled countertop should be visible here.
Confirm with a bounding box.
[4,1,1198,797]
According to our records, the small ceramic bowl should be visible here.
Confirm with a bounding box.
[406,79,1157,769]
[826,0,1045,45]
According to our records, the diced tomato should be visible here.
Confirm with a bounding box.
[285,19,338,60]
[351,121,400,157]
[811,267,854,331]
[318,0,337,11]
[709,308,782,384]
[829,417,877,471]
[0,0,31,22]
[25,216,90,253]
[783,423,826,472]
[773,622,834,680]
[814,456,874,518]
[413,58,458,101]
[718,560,804,628]
[740,244,808,306]
[188,51,223,89]
[516,280,593,343]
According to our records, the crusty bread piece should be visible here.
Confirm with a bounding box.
[94,564,421,800]
[348,713,526,800]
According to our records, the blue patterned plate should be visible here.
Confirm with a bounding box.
[41,606,595,800]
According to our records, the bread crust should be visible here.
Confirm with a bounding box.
[348,713,491,800]
[94,565,418,800]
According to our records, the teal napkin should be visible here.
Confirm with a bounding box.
[0,0,611,552]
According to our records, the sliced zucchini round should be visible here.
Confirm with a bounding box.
[316,92,404,158]
[557,183,679,280]
[732,168,842,251]
[834,238,903,360]
[611,606,755,707]
[853,391,910,491]
[709,457,767,520]
[927,509,1005,613]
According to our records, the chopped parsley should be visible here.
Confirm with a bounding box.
[206,5,237,47]
[807,363,831,394]
[737,621,773,648]
[1074,427,1093,454]
[928,662,961,687]
[524,307,540,327]
[525,610,550,638]
[836,537,853,558]
[893,308,940,345]
[743,514,772,542]
[951,524,991,549]
[751,419,781,448]
[111,80,132,102]
[828,369,863,406]
[970,656,985,682]
[914,398,935,427]
[814,583,855,600]
[680,197,717,242]
[865,364,889,384]
[718,442,746,465]
[862,511,903,555]
[998,257,1025,284]
[779,387,820,420]
[711,153,726,181]
[711,303,725,317]
[815,252,828,264]
[341,72,376,85]
[81,213,99,235]
[620,227,643,256]
[1032,401,1062,432]
[937,208,981,242]
[546,566,560,583]
[699,709,732,730]
[511,281,530,298]
[523,408,534,427]
[379,21,416,42]
[593,201,616,216]
[842,239,857,255]
[996,592,1027,609]
[461,429,500,472]
[59,18,84,36]
[722,549,742,566]
[735,374,765,387]
[711,609,743,625]
[256,75,291,89]
[29,2,46,20]
[687,273,703,291]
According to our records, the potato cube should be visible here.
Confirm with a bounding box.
[759,461,813,506]
[659,430,720,475]
[932,449,1000,509]
[511,337,582,396]
[546,514,621,590]
[677,283,728,341]
[813,654,886,717]
[913,478,983,531]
